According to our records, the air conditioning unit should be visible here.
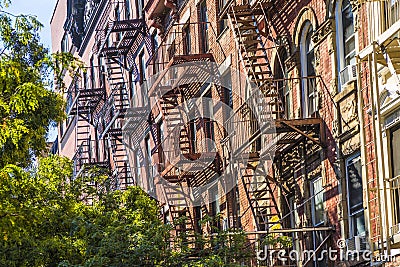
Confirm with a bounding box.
[346,235,368,252]
[340,64,357,87]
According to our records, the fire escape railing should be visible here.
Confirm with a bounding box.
[148,22,223,71]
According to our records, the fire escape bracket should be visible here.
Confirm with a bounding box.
[280,120,324,148]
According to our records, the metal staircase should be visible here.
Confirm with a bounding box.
[227,4,283,119]
[163,183,197,248]
[239,159,280,231]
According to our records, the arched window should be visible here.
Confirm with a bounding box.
[336,0,356,88]
[300,22,317,118]
[274,49,291,119]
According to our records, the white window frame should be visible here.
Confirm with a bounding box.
[300,22,317,118]
[310,176,326,267]
[311,176,325,227]
[145,135,154,193]
[336,0,356,89]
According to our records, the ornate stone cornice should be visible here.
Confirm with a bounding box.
[312,19,334,47]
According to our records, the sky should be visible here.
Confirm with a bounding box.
[7,0,58,49]
[7,0,59,142]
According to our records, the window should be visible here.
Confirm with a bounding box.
[136,0,144,18]
[183,23,191,55]
[203,91,214,151]
[83,72,89,89]
[98,56,105,86]
[194,206,202,233]
[130,70,136,104]
[135,150,141,185]
[274,49,291,119]
[90,56,96,88]
[210,186,221,232]
[125,0,131,19]
[199,1,209,53]
[390,125,400,226]
[310,177,326,267]
[311,177,324,226]
[61,33,69,53]
[346,154,366,237]
[221,70,233,108]
[218,0,228,34]
[158,121,165,166]
[151,31,159,75]
[139,50,146,84]
[336,0,356,88]
[190,120,197,153]
[300,23,317,117]
[145,136,154,193]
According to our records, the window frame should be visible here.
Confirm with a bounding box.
[345,153,366,238]
[336,0,356,89]
[390,124,400,228]
[300,22,317,118]
[310,176,325,227]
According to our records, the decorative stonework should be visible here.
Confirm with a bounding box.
[312,19,334,47]
[314,48,321,66]
[338,91,359,133]
[275,35,291,54]
[286,50,299,72]
[341,135,361,156]
[308,165,322,180]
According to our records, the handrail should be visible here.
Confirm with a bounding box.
[148,22,226,67]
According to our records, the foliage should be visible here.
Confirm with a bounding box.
[0,155,169,267]
[0,3,84,168]
[0,156,253,266]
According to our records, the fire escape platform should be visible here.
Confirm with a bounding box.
[161,152,220,181]
[98,19,146,56]
[67,87,105,116]
[147,54,214,96]
[261,118,325,158]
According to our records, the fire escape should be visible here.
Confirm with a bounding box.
[94,0,151,190]
[147,22,224,248]
[67,67,109,179]
[227,3,329,265]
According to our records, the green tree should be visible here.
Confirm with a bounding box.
[0,2,67,168]
[0,155,171,267]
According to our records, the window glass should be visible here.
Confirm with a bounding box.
[311,177,324,225]
[199,1,209,53]
[347,155,363,214]
[391,125,400,178]
[341,0,356,66]
[391,125,400,226]
[183,24,191,55]
[135,150,141,184]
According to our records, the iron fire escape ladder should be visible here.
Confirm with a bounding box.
[227,4,283,233]
[227,4,282,119]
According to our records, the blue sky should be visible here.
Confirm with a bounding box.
[7,0,58,49]
[7,0,59,142]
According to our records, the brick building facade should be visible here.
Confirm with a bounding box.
[50,0,400,265]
